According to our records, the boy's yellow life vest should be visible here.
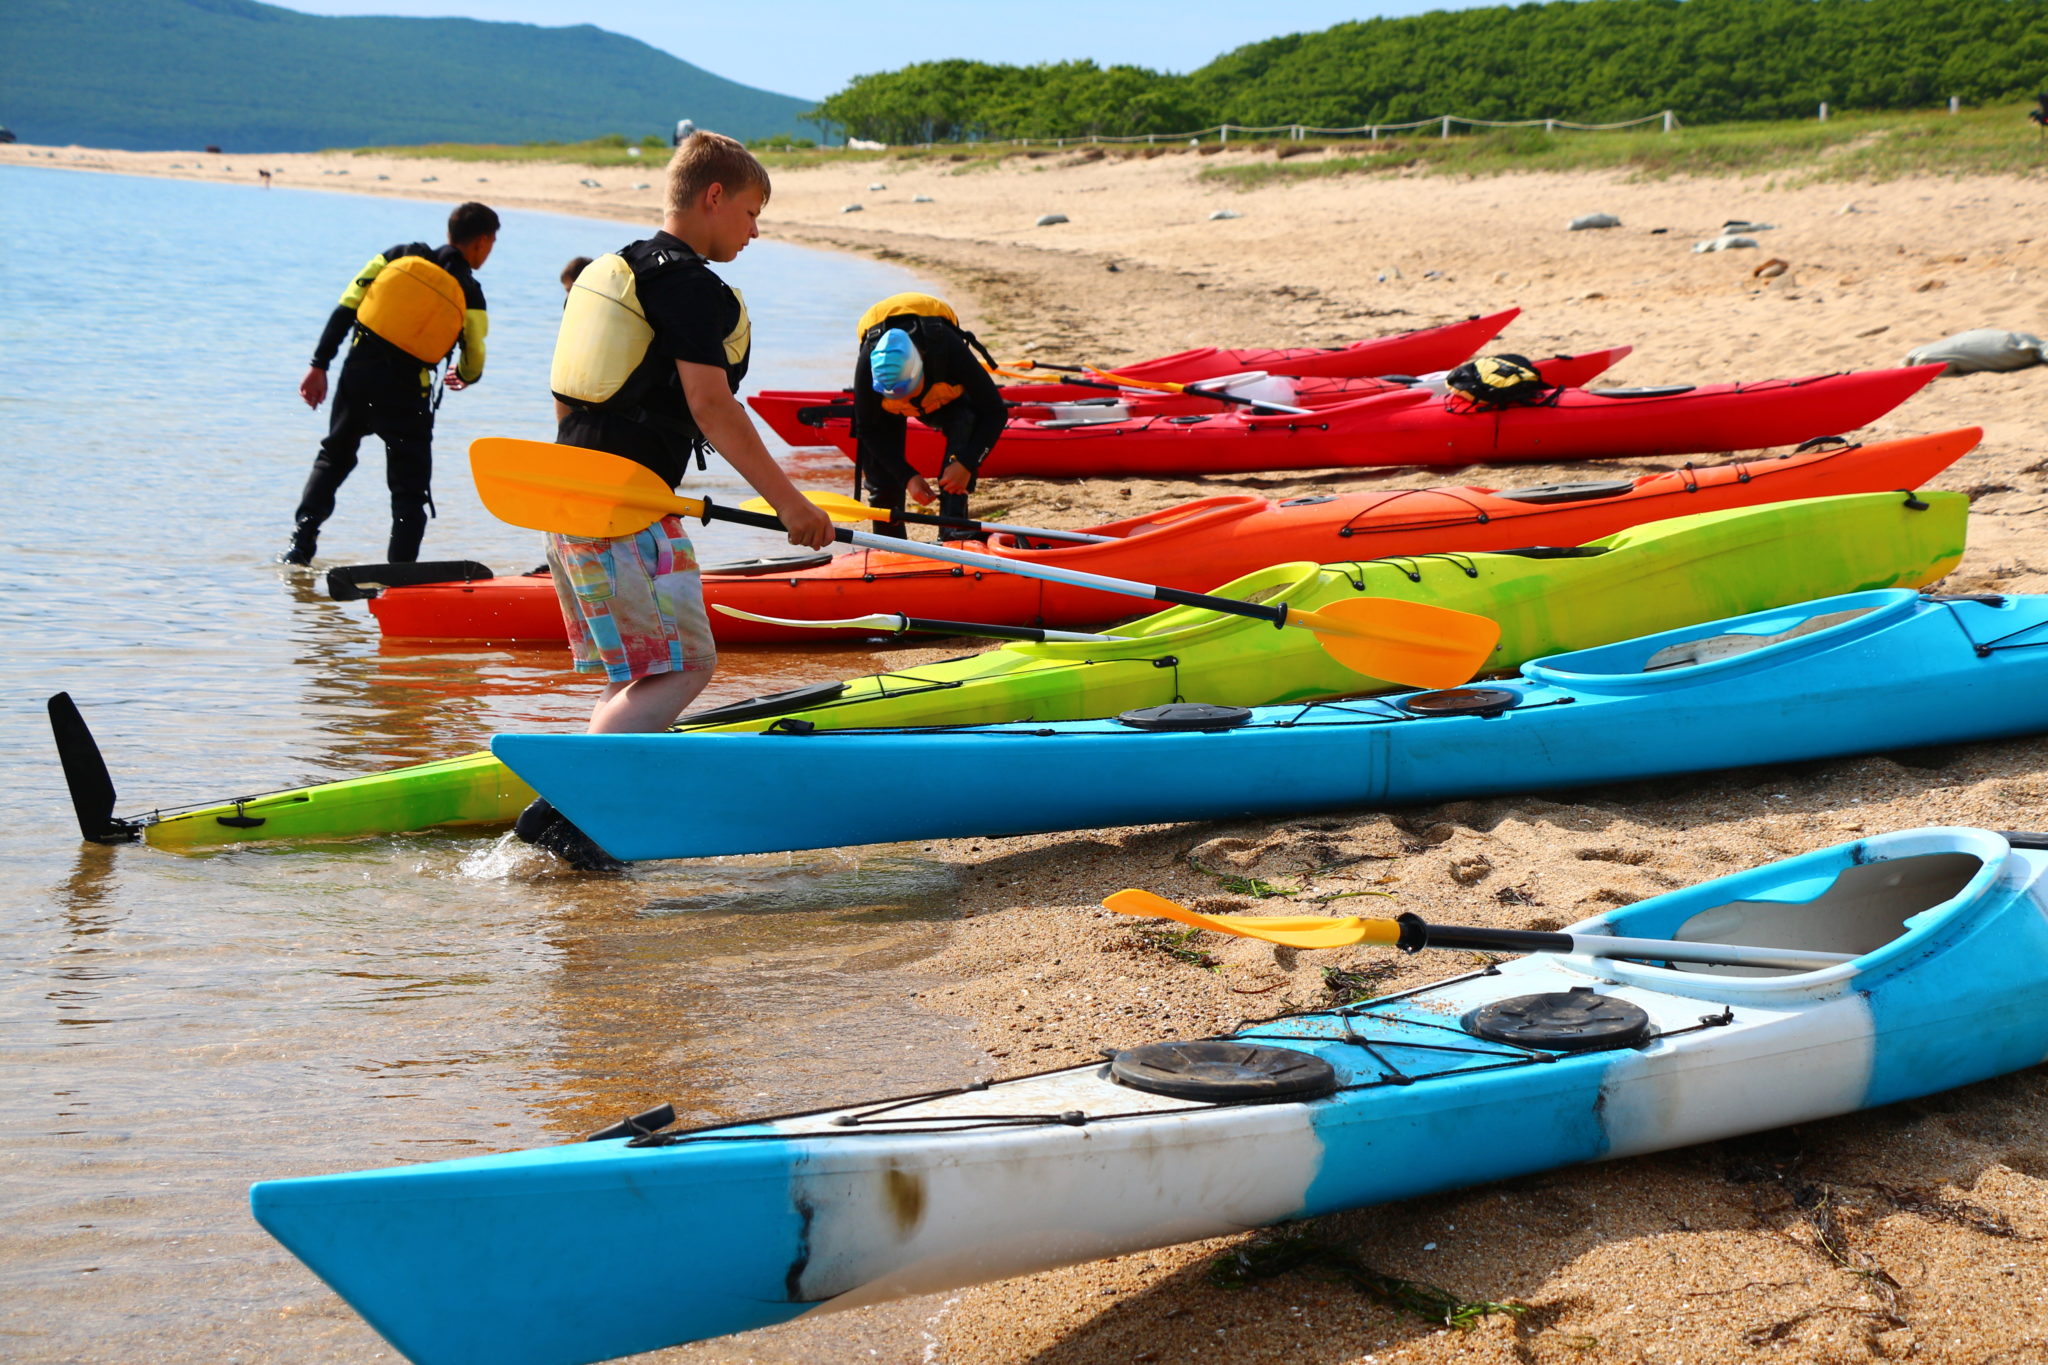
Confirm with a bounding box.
[553,253,751,406]
[356,254,467,364]
[552,254,651,405]
[854,292,957,342]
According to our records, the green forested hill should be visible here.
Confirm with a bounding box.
[812,0,2048,142]
[1,0,815,151]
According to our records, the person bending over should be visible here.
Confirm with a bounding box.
[285,201,497,565]
[850,293,1005,540]
[521,134,834,868]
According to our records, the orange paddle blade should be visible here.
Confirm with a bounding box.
[1288,596,1500,689]
[1087,367,1183,395]
[1102,889,1402,950]
[470,437,701,538]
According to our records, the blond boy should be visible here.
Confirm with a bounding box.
[521,135,833,867]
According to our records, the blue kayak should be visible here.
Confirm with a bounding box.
[251,827,2048,1365]
[495,589,2048,862]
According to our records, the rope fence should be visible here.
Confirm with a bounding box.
[899,110,1678,150]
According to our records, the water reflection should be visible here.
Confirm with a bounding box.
[0,165,974,1364]
[530,849,976,1138]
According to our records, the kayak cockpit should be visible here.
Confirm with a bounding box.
[1563,828,2014,997]
[1523,589,1917,688]
[1657,850,1982,976]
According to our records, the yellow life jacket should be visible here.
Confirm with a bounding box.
[551,254,652,406]
[854,292,958,342]
[552,244,750,414]
[356,254,467,364]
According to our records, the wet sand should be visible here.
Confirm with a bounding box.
[13,139,2048,1363]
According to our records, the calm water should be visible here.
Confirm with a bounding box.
[0,165,982,1362]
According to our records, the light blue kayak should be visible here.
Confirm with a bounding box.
[252,827,2048,1365]
[494,589,2048,862]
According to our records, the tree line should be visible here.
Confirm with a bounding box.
[806,0,2048,143]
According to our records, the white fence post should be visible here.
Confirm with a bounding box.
[1818,102,1828,122]
[1949,95,1960,115]
[949,108,1665,150]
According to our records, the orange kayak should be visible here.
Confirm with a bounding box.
[365,429,1978,645]
[749,308,1521,447]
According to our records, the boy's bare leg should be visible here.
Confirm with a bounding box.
[588,669,713,734]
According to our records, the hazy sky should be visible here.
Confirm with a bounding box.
[280,2,1490,101]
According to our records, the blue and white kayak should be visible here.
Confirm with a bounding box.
[494,589,2048,862]
[252,827,2048,1365]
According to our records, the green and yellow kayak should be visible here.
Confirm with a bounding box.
[137,491,1963,849]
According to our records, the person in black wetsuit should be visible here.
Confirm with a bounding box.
[282,201,498,565]
[849,294,1006,540]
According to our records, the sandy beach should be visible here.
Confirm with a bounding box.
[13,138,2048,1363]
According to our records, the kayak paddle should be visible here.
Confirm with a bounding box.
[1104,889,1855,973]
[1091,367,1314,415]
[997,360,1314,415]
[713,604,1115,644]
[469,437,1500,689]
[738,490,1114,544]
[324,560,497,602]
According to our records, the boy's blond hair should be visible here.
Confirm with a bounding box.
[666,132,772,216]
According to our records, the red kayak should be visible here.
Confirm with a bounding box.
[1006,346,1629,421]
[748,307,1520,448]
[363,429,1977,644]
[788,365,1945,479]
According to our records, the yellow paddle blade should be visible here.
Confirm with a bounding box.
[1102,889,1402,950]
[470,437,702,538]
[1289,596,1501,690]
[739,490,896,523]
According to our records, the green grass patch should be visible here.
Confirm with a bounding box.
[1211,1227,1525,1330]
[1187,857,1298,899]
[1198,105,2048,186]
[1134,926,1221,971]
[1322,961,1402,1004]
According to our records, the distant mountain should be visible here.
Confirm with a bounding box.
[2,0,817,151]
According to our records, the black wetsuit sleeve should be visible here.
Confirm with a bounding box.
[311,305,355,369]
[942,337,1007,473]
[852,345,913,489]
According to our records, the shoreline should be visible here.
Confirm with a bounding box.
[16,142,2048,1363]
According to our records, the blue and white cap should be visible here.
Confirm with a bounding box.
[869,328,925,398]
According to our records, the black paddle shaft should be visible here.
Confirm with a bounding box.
[889,616,1083,643]
[1395,912,1574,956]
